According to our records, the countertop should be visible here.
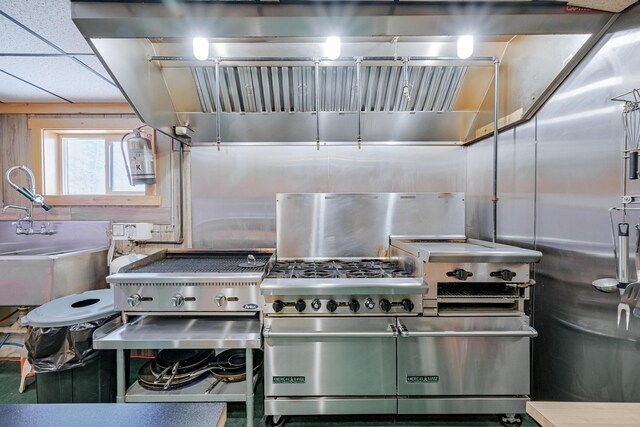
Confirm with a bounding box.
[0,402,226,427]
[527,401,640,427]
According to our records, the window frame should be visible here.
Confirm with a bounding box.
[29,118,160,207]
[57,133,146,196]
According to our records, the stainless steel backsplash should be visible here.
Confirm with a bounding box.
[191,145,466,250]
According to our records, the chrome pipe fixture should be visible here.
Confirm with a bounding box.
[314,59,321,147]
[356,57,362,144]
[402,57,411,103]
[492,59,500,243]
[215,59,222,144]
[150,55,497,64]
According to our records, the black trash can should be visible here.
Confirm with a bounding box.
[22,289,118,403]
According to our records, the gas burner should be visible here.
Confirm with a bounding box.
[380,262,399,269]
[297,270,335,278]
[343,262,372,269]
[268,269,291,279]
[390,269,412,278]
[296,262,324,269]
[272,262,294,269]
[345,269,385,278]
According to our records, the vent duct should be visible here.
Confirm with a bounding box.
[190,65,466,114]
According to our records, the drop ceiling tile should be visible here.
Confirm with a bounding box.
[0,15,57,53]
[0,71,59,102]
[0,56,125,102]
[1,0,93,54]
[73,55,113,83]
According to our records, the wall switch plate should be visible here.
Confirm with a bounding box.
[111,223,153,241]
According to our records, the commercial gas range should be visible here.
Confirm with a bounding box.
[107,250,273,319]
[261,192,540,427]
[261,256,425,426]
[262,242,541,427]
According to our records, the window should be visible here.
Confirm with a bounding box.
[29,118,160,206]
[57,134,145,195]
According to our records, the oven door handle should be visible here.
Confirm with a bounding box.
[397,322,537,338]
[263,324,398,338]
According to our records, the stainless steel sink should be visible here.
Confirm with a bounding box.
[0,221,110,306]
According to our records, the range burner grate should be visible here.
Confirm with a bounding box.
[267,259,410,279]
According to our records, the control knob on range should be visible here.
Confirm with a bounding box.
[348,299,360,313]
[379,299,392,313]
[272,300,285,312]
[326,300,338,313]
[446,269,473,281]
[215,294,227,307]
[490,269,517,281]
[364,298,376,310]
[295,299,307,312]
[311,299,322,310]
[171,294,185,307]
[401,298,415,312]
[127,293,141,307]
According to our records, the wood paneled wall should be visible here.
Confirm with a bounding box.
[0,113,190,246]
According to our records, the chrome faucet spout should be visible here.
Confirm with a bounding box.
[6,165,36,195]
[5,165,52,211]
[3,205,31,216]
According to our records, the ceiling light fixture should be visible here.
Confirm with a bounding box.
[325,36,341,60]
[193,37,209,61]
[457,35,474,59]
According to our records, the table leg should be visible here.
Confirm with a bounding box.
[116,349,126,403]
[245,348,254,427]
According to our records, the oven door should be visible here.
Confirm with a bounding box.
[263,317,398,397]
[396,316,536,396]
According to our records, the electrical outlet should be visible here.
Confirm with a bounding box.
[111,223,153,241]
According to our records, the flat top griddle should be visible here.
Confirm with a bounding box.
[121,252,271,274]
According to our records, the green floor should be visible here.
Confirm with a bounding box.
[0,359,538,427]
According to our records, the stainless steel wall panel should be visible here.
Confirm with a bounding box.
[468,17,640,401]
[498,121,536,248]
[191,145,465,250]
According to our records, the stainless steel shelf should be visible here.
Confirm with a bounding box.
[93,316,262,350]
[92,316,260,427]
[125,375,259,403]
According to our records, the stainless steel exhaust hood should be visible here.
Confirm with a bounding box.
[71,1,615,145]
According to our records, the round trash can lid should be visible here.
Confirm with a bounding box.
[22,289,117,327]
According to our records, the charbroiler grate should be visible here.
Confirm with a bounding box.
[108,250,273,314]
[122,253,271,273]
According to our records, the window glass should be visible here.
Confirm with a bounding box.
[62,137,106,195]
[110,140,144,193]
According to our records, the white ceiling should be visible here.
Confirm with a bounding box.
[0,0,125,103]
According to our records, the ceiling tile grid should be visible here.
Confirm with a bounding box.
[0,0,124,103]
[1,0,92,54]
[0,70,60,102]
[0,56,124,102]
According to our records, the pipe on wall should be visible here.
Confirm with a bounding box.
[492,59,500,243]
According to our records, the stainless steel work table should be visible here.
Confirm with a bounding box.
[93,316,261,427]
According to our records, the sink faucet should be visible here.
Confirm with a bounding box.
[3,166,54,235]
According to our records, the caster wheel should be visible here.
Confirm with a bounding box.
[500,414,523,427]
[265,415,288,427]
